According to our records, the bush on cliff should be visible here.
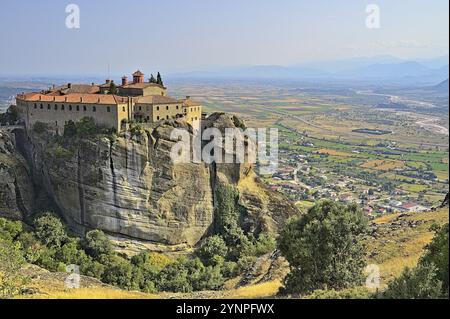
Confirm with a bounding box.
[278,200,368,295]
[82,230,113,260]
[33,213,68,248]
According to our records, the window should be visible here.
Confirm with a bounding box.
[69,105,72,111]
[166,115,169,119]
[157,116,160,120]
[156,106,160,111]
[54,104,57,110]
[61,105,64,111]
[34,104,37,109]
[139,106,142,111]
[166,105,169,110]
[46,104,50,110]
[93,106,96,112]
[176,105,179,110]
[107,107,111,112]
[83,105,87,111]
[122,107,125,112]
[40,104,43,109]
[76,105,80,111]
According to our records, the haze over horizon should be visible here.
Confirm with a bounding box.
[0,0,448,77]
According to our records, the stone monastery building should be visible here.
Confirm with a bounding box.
[15,70,202,133]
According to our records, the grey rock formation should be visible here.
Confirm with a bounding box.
[0,131,35,219]
[5,113,299,250]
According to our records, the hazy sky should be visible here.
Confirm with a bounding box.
[0,0,448,76]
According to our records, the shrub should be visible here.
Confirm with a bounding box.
[33,213,68,248]
[254,234,276,256]
[157,258,192,293]
[305,286,372,299]
[82,230,113,260]
[215,185,246,245]
[0,240,27,299]
[197,235,228,266]
[0,218,23,241]
[419,223,449,295]
[236,256,257,274]
[33,122,48,134]
[131,251,173,271]
[278,200,368,295]
[34,245,66,272]
[63,120,77,138]
[380,264,442,299]
[75,117,97,137]
[100,255,137,290]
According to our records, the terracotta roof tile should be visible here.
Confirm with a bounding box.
[17,93,128,105]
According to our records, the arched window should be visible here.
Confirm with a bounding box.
[93,106,96,112]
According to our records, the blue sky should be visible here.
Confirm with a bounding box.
[0,0,448,76]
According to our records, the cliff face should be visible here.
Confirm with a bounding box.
[0,131,35,220]
[5,113,298,249]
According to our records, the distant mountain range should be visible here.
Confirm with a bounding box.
[171,55,449,85]
[432,78,449,92]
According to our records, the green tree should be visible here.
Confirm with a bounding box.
[419,223,449,295]
[278,200,368,295]
[156,72,164,86]
[157,258,192,293]
[82,230,113,260]
[381,264,442,299]
[149,74,157,83]
[75,117,97,137]
[0,218,23,241]
[109,81,118,95]
[197,235,228,266]
[33,213,68,248]
[63,120,77,138]
[100,255,136,290]
[214,185,245,246]
[0,240,27,299]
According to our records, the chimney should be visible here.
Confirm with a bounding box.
[122,76,128,86]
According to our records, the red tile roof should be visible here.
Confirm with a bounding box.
[17,93,128,105]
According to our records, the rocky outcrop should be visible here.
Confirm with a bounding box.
[0,131,35,220]
[10,113,299,250]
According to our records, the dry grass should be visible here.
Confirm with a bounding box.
[23,287,157,299]
[366,208,449,285]
[317,148,351,157]
[361,159,404,171]
[227,280,282,298]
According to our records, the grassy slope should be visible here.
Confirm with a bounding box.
[18,208,448,299]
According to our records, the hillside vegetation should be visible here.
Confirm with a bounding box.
[10,207,447,299]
